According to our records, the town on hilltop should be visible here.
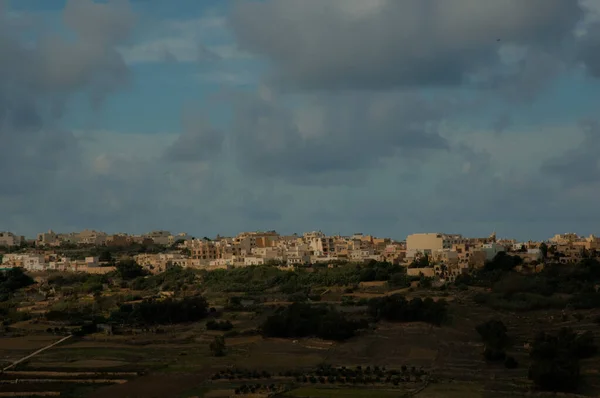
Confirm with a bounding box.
[1,229,598,278]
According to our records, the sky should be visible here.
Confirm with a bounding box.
[2,0,600,241]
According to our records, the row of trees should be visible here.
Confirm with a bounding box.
[367,295,447,326]
[262,302,368,341]
[109,296,209,325]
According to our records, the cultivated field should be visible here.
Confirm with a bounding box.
[3,270,600,397]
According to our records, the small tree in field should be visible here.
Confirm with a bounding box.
[210,335,226,357]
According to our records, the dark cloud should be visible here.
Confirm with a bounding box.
[230,0,583,90]
[0,0,135,215]
[577,22,600,77]
[197,43,221,62]
[491,112,512,134]
[541,120,600,186]
[163,108,224,163]
[226,89,452,184]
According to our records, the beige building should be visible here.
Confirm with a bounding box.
[306,233,335,256]
[106,234,133,247]
[36,230,60,247]
[0,231,24,247]
[76,229,107,245]
[2,253,46,271]
[406,233,465,255]
[144,230,172,245]
[135,253,189,273]
[190,239,219,262]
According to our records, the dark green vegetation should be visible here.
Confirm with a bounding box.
[528,328,597,392]
[262,303,369,341]
[109,296,208,326]
[460,254,600,312]
[210,335,226,357]
[206,319,233,331]
[210,364,429,393]
[368,295,447,325]
[476,319,509,361]
[201,260,411,294]
[0,267,34,301]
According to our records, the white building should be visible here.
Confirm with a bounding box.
[2,253,46,271]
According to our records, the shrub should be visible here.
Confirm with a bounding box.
[504,356,518,369]
[206,319,233,331]
[367,295,447,325]
[261,302,367,341]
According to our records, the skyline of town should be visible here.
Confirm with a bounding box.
[1,227,598,244]
[2,228,596,279]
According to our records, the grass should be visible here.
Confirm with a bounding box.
[283,387,405,398]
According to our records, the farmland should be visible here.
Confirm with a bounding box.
[2,260,600,397]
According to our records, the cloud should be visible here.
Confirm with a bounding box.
[230,0,583,90]
[0,0,137,227]
[118,15,250,64]
[541,120,600,186]
[163,106,224,163]
[224,88,454,185]
[5,0,600,242]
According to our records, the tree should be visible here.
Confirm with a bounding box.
[0,267,34,301]
[210,335,225,357]
[98,250,113,263]
[539,243,548,260]
[476,319,509,361]
[115,259,147,280]
[528,328,597,392]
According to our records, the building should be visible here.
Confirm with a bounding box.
[481,242,506,261]
[190,239,219,263]
[76,230,107,245]
[0,231,24,247]
[169,233,193,245]
[406,233,466,254]
[135,253,189,273]
[2,253,46,271]
[36,230,60,247]
[304,231,335,256]
[105,234,132,247]
[145,231,172,245]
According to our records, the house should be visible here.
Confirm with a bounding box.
[0,231,24,247]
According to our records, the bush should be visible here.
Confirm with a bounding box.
[367,295,447,326]
[0,267,34,301]
[206,319,233,331]
[528,327,597,392]
[262,302,367,341]
[210,335,226,357]
[109,295,208,325]
[484,347,506,361]
[504,356,518,369]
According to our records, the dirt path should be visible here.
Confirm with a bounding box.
[1,335,73,372]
